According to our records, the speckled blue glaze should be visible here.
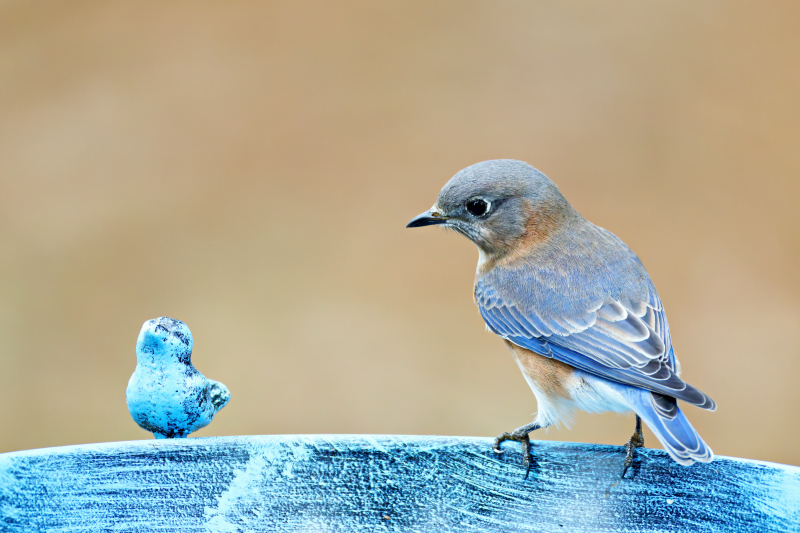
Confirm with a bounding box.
[126,317,230,439]
[1,435,798,532]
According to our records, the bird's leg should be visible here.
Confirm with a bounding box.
[622,415,645,478]
[493,422,542,479]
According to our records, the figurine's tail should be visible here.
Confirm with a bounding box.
[208,380,231,410]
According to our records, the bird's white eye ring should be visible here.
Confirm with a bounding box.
[466,198,490,217]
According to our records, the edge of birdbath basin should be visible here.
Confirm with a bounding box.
[1,435,798,532]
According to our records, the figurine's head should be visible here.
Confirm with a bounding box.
[136,317,193,364]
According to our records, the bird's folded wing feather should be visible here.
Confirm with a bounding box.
[475,278,716,410]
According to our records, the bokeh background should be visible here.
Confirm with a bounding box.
[1,1,798,465]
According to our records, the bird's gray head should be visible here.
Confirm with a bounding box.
[407,160,575,256]
[136,317,193,364]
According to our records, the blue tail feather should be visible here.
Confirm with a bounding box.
[624,388,713,465]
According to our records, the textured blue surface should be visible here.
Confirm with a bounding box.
[1,435,798,532]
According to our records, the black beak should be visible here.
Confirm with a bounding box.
[406,210,448,228]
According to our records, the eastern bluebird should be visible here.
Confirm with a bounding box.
[127,317,230,439]
[407,160,715,477]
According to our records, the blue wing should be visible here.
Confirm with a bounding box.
[476,278,716,410]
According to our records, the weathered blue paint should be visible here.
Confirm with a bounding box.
[126,317,230,439]
[1,435,798,532]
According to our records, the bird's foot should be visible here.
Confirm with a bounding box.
[493,422,541,479]
[622,419,645,478]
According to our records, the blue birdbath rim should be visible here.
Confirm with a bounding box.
[1,434,796,470]
[2,435,799,532]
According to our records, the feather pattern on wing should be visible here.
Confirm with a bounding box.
[475,223,716,411]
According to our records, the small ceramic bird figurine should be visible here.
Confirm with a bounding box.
[126,317,230,439]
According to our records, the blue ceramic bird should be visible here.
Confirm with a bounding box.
[126,317,230,439]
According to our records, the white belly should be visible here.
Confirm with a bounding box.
[506,341,632,428]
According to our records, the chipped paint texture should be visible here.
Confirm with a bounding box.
[126,317,230,439]
[1,435,798,532]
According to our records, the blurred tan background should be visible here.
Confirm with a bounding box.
[1,1,798,466]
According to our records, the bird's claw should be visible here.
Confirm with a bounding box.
[493,429,533,479]
[492,432,512,454]
[621,428,645,478]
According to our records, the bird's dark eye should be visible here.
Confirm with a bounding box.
[466,198,489,217]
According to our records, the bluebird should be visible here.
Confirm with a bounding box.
[407,160,715,477]
[126,317,230,439]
